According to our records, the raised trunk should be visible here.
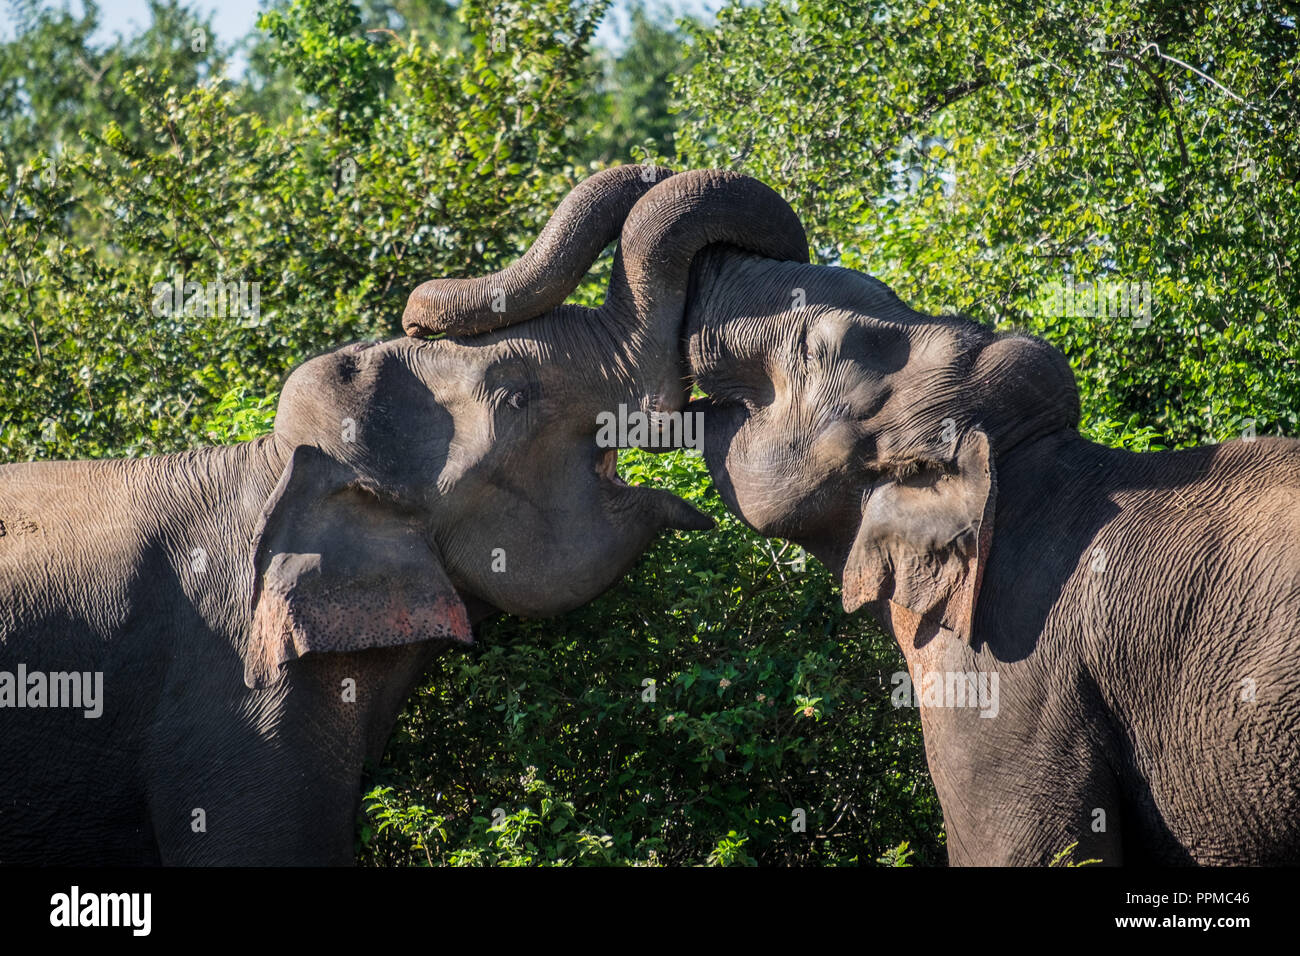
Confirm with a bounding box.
[402,164,675,337]
[403,166,810,360]
[401,166,811,426]
[600,170,809,343]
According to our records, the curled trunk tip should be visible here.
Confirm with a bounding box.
[402,163,676,338]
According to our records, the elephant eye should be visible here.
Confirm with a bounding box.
[506,390,526,410]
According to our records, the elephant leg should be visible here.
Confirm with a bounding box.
[942,791,1125,866]
[145,717,361,866]
[923,701,1128,866]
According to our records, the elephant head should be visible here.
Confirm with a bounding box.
[247,165,807,687]
[682,246,1080,642]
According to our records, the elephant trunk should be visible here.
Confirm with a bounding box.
[402,164,676,338]
[600,170,810,349]
[400,166,809,429]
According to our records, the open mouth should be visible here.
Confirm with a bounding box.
[596,447,630,487]
[592,444,713,532]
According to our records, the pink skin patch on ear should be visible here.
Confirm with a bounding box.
[305,586,473,651]
[248,576,473,690]
[389,593,473,645]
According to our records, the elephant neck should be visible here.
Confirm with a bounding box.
[986,427,1124,551]
[986,418,1079,468]
[136,434,290,598]
[149,435,289,521]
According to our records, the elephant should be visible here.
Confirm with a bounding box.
[469,164,1300,865]
[666,235,1300,865]
[0,164,806,865]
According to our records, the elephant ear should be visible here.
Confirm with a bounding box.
[245,444,471,690]
[841,430,995,643]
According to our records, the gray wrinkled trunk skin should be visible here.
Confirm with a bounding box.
[0,438,437,865]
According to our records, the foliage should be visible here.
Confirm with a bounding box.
[876,840,916,867]
[6,0,1293,866]
[358,447,942,866]
[0,0,618,459]
[577,1,695,163]
[0,0,226,177]
[676,0,1300,449]
[1049,842,1103,867]
[197,385,278,444]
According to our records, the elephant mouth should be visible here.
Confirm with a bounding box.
[596,447,630,487]
[592,445,713,531]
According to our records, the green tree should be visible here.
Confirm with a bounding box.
[577,1,696,164]
[0,0,621,459]
[0,0,227,178]
[676,0,1300,449]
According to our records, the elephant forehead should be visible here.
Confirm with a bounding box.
[412,338,521,395]
[693,305,872,371]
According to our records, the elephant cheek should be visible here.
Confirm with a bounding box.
[699,414,748,504]
[813,421,859,472]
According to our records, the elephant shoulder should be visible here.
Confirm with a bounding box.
[0,459,159,650]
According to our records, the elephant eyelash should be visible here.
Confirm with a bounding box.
[700,376,754,403]
[873,457,948,483]
[491,387,528,410]
[709,391,757,413]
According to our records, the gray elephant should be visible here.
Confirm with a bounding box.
[679,238,1300,865]
[484,168,1300,865]
[0,164,805,865]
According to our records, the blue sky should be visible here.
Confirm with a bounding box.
[0,0,726,52]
